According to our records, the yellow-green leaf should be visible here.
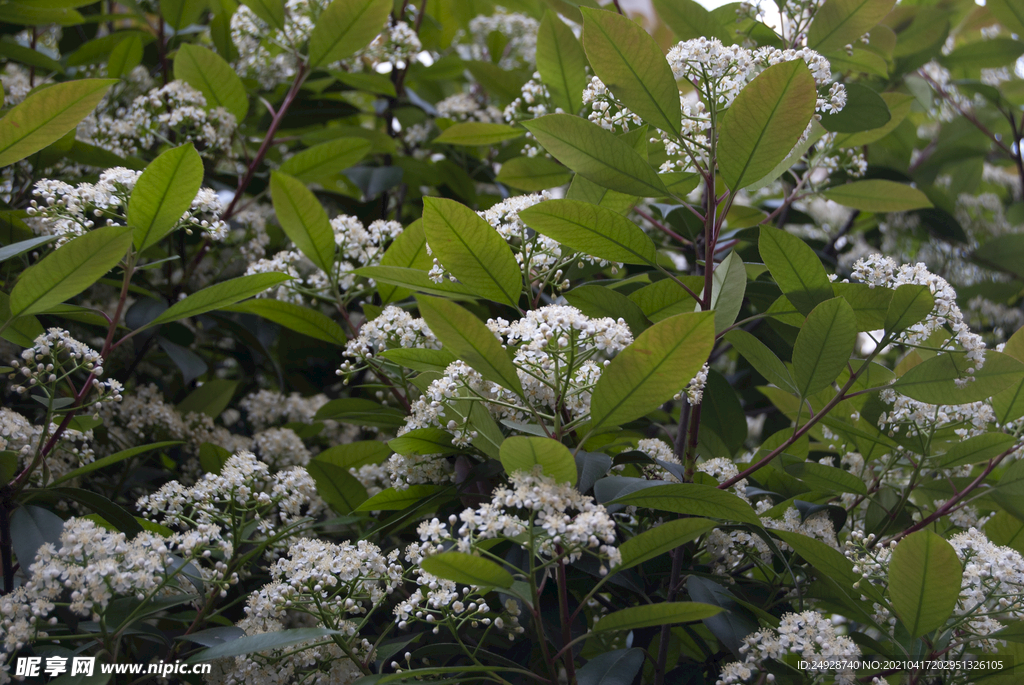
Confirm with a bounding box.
[173,43,249,121]
[270,171,335,273]
[128,143,204,252]
[499,436,577,484]
[888,530,962,637]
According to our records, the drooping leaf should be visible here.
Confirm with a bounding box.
[823,180,933,212]
[10,505,64,569]
[8,225,132,318]
[416,296,523,396]
[128,143,204,252]
[792,297,857,398]
[522,114,669,198]
[808,0,897,52]
[173,43,249,120]
[224,299,347,345]
[140,274,292,330]
[499,436,577,484]
[612,483,761,525]
[593,602,722,633]
[772,530,862,590]
[307,0,392,68]
[888,530,962,637]
[759,226,834,316]
[536,10,588,115]
[590,311,715,430]
[581,7,681,136]
[270,171,335,273]
[617,518,716,571]
[421,197,521,307]
[433,122,524,146]
[893,351,1024,404]
[420,552,513,588]
[519,198,658,265]
[0,78,116,167]
[718,61,817,191]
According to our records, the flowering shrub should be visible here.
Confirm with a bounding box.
[2,1,1024,684]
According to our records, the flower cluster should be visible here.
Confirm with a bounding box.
[27,166,228,246]
[404,92,504,151]
[461,9,538,70]
[340,304,440,374]
[8,328,120,403]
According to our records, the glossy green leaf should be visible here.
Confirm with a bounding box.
[884,284,933,337]
[536,10,588,115]
[759,226,834,316]
[307,0,391,67]
[893,350,1024,404]
[421,197,521,307]
[307,458,367,514]
[376,219,430,304]
[792,297,857,398]
[141,273,292,330]
[629,277,705,322]
[434,122,524,146]
[724,329,798,394]
[173,43,249,120]
[499,436,577,484]
[718,61,817,191]
[128,143,204,252]
[617,517,716,571]
[223,299,347,345]
[564,284,649,336]
[0,78,116,167]
[317,441,391,470]
[420,552,513,588]
[0,291,44,347]
[8,225,132,318]
[819,82,890,133]
[772,530,863,590]
[581,7,681,136]
[518,198,658,265]
[0,235,56,263]
[590,311,715,430]
[612,483,762,525]
[823,180,933,212]
[495,156,572,191]
[522,114,669,198]
[389,429,456,456]
[355,265,478,298]
[888,530,962,637]
[314,398,406,427]
[270,171,335,273]
[416,296,523,396]
[808,0,896,52]
[594,602,722,633]
[356,484,441,511]
[935,432,1016,469]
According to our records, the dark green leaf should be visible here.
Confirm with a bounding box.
[142,274,292,329]
[594,602,722,632]
[612,483,761,525]
[224,299,347,345]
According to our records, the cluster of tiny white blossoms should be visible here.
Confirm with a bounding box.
[7,328,121,406]
[717,611,861,685]
[706,507,839,574]
[461,8,538,70]
[0,517,235,676]
[136,451,325,549]
[919,61,987,122]
[79,80,237,161]
[851,254,986,381]
[404,92,504,151]
[338,305,441,377]
[27,166,228,246]
[678,362,709,405]
[387,306,632,489]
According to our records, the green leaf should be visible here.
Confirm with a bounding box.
[935,432,1016,469]
[0,38,65,74]
[224,299,347,345]
[433,122,524,146]
[8,225,132,319]
[819,82,890,133]
[617,517,716,571]
[590,311,715,430]
[831,282,892,331]
[307,458,367,514]
[988,0,1024,34]
[357,265,477,298]
[50,487,142,536]
[652,0,723,41]
[416,296,523,396]
[759,226,834,316]
[724,329,798,394]
[718,61,817,191]
[884,284,933,337]
[377,219,430,304]
[389,429,456,456]
[189,628,342,663]
[0,291,43,347]
[279,138,372,182]
[199,442,231,474]
[356,484,440,511]
[522,114,669,198]
[792,297,857,398]
[174,43,249,121]
[161,0,206,29]
[563,285,649,336]
[833,92,914,148]
[314,398,407,428]
[593,602,722,633]
[239,0,284,29]
[628,277,705,322]
[784,460,867,494]
[581,7,680,136]
[942,38,1024,70]
[0,3,84,26]
[518,198,658,265]
[317,441,392,469]
[380,348,457,373]
[128,143,204,252]
[495,156,572,191]
[0,78,116,167]
[536,10,588,115]
[808,0,896,52]
[270,171,335,273]
[51,441,182,486]
[566,173,638,216]
[888,530,962,637]
[772,530,864,591]
[177,379,238,418]
[141,273,292,330]
[612,483,761,525]
[893,350,1024,404]
[705,250,746,335]
[823,180,933,212]
[307,0,394,68]
[499,436,577,484]
[107,33,143,78]
[0,235,56,263]
[422,197,521,307]
[421,551,514,588]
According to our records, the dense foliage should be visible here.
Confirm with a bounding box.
[3,0,1024,683]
